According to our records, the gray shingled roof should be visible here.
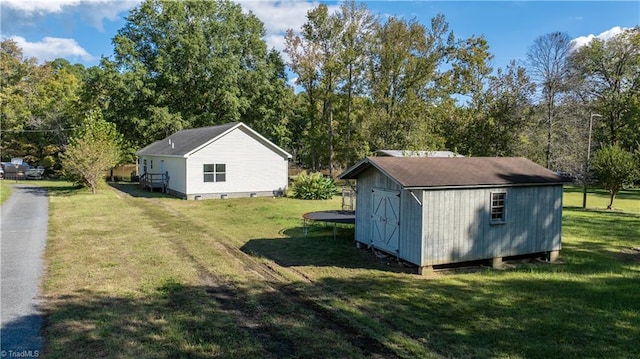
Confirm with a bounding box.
[136,122,291,159]
[339,156,567,188]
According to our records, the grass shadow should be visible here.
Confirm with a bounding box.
[311,273,640,358]
[4,180,83,197]
[560,208,640,273]
[43,279,396,359]
[564,185,640,200]
[108,182,178,200]
[43,273,640,359]
[241,225,415,273]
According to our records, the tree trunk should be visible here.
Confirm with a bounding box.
[346,65,353,166]
[545,107,552,169]
[329,106,334,178]
[582,183,588,209]
[308,84,317,171]
[607,191,616,210]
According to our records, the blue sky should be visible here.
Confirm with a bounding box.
[1,0,638,79]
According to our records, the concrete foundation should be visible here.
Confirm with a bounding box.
[492,257,503,269]
[418,266,433,276]
[548,250,560,262]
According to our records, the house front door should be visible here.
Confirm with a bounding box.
[371,188,400,254]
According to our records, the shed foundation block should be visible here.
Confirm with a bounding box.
[418,266,433,276]
[548,250,560,262]
[492,257,503,269]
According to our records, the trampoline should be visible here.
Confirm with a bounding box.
[302,210,355,239]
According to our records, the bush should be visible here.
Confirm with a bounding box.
[41,155,56,169]
[591,144,639,209]
[292,171,337,200]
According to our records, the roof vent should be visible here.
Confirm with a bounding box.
[169,139,171,144]
[171,142,175,149]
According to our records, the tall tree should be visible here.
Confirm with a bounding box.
[467,61,535,156]
[569,27,640,151]
[335,0,376,166]
[591,144,639,209]
[367,15,451,151]
[104,0,292,148]
[284,23,322,170]
[240,49,294,150]
[443,33,494,157]
[308,4,342,176]
[1,40,84,166]
[527,32,573,169]
[0,39,35,153]
[285,4,343,172]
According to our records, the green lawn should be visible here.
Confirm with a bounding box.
[37,182,640,358]
[563,185,640,212]
[0,180,13,205]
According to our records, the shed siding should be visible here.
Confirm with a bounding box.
[185,126,288,197]
[421,185,562,266]
[398,190,423,265]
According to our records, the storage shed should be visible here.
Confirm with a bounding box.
[339,156,567,273]
[136,122,291,199]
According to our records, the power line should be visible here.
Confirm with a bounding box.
[0,128,73,133]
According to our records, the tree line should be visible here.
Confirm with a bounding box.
[1,0,638,191]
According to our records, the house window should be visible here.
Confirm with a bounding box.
[204,163,226,182]
[490,192,506,223]
[215,164,226,182]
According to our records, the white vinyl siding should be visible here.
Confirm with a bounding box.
[138,155,186,195]
[185,126,288,196]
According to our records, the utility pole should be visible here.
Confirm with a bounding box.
[583,113,602,209]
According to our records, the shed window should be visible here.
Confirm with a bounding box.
[204,163,226,182]
[490,192,506,223]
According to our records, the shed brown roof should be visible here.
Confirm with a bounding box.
[339,156,567,188]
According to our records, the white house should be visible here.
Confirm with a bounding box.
[339,156,568,274]
[136,122,292,200]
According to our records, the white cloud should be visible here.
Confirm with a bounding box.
[571,26,627,49]
[9,35,94,63]
[77,1,140,31]
[2,0,82,14]
[238,0,340,53]
[240,1,318,34]
[2,0,140,31]
[264,34,287,53]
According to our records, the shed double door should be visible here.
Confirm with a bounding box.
[371,188,400,254]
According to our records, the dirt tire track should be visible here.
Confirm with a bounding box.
[111,185,401,358]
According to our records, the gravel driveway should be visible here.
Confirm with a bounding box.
[1,184,48,356]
